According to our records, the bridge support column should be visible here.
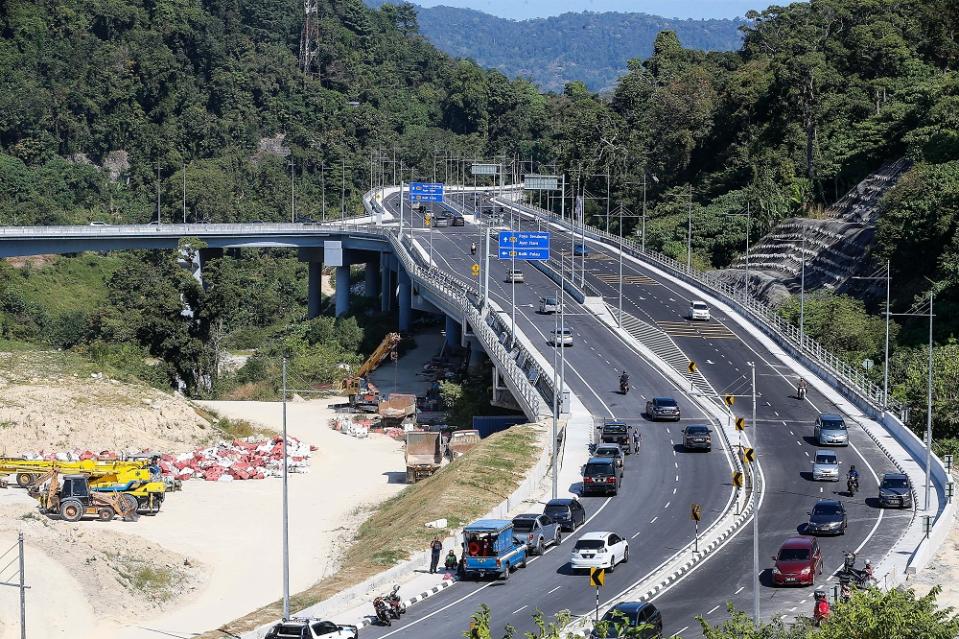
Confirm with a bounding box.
[308,261,323,319]
[197,248,224,289]
[381,264,392,312]
[444,315,461,350]
[398,269,412,332]
[335,265,351,317]
[365,255,380,299]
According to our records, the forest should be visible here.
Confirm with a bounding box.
[0,0,958,443]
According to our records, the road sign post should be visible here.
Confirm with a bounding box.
[589,567,605,622]
[691,503,702,554]
[687,361,697,391]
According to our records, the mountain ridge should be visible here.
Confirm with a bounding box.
[364,1,744,91]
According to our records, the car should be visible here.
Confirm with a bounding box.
[574,243,590,256]
[544,498,586,531]
[539,296,561,314]
[811,449,840,481]
[815,414,849,446]
[433,214,450,227]
[590,602,663,639]
[599,420,636,454]
[805,499,847,535]
[505,268,525,283]
[570,531,629,572]
[879,472,913,508]
[645,397,681,421]
[451,214,465,226]
[264,618,359,639]
[682,424,712,451]
[550,328,573,347]
[88,221,108,226]
[582,457,620,495]
[593,444,625,474]
[771,536,822,586]
[512,513,561,554]
[688,301,711,321]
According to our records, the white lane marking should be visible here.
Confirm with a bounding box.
[672,487,677,494]
[512,605,528,615]
[804,451,810,457]
[707,605,720,615]
[650,517,658,524]
[789,606,797,612]
[664,501,671,509]
[676,474,680,482]
[734,586,745,595]
[548,585,562,594]
[675,461,679,469]
[676,626,689,636]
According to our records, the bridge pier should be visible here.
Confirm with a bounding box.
[197,248,224,288]
[381,259,393,312]
[335,265,351,317]
[398,269,412,332]
[365,255,380,299]
[308,261,323,319]
[444,315,461,350]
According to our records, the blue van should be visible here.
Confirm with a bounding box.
[462,519,528,580]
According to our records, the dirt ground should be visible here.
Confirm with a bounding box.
[0,397,405,639]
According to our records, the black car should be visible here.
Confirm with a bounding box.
[879,472,913,508]
[544,498,587,531]
[451,214,465,226]
[590,601,663,639]
[805,499,847,535]
[682,425,712,451]
[582,457,620,496]
[645,397,681,421]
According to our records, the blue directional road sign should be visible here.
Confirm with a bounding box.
[409,182,445,202]
[497,231,550,261]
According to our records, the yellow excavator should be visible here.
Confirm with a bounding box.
[28,469,140,522]
[343,332,401,411]
[0,457,167,514]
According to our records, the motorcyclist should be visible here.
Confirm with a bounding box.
[619,371,630,393]
[847,464,860,494]
[863,558,874,584]
[798,377,808,399]
[813,589,830,625]
[470,241,477,256]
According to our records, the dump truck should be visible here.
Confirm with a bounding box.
[447,430,481,458]
[343,333,401,411]
[0,458,167,513]
[28,471,139,522]
[405,432,443,483]
[379,393,417,428]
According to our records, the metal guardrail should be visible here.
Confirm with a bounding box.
[496,197,901,416]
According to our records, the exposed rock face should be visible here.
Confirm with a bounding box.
[715,159,910,305]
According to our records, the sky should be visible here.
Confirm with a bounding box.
[413,0,796,20]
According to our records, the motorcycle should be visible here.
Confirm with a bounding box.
[797,384,807,400]
[619,377,629,394]
[385,585,406,618]
[470,244,477,256]
[847,474,859,497]
[373,596,392,626]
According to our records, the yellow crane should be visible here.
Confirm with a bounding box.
[343,332,401,411]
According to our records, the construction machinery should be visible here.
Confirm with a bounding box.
[447,430,481,458]
[0,457,167,513]
[405,431,444,483]
[28,471,139,522]
[343,333,401,411]
[378,393,417,428]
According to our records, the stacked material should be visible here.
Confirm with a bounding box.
[163,436,314,482]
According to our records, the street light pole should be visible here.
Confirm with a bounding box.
[744,201,751,298]
[925,291,934,511]
[182,161,187,224]
[641,172,647,253]
[289,160,296,223]
[799,230,806,346]
[750,361,760,630]
[686,189,693,273]
[618,201,624,328]
[281,357,290,620]
[883,260,891,408]
[552,296,560,499]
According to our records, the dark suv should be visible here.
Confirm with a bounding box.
[879,472,913,508]
[682,425,712,451]
[583,457,620,496]
[590,601,663,639]
[646,397,681,421]
[544,498,587,531]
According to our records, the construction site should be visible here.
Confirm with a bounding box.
[0,320,517,639]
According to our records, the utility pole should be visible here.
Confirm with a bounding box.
[289,159,296,223]
[641,172,647,253]
[799,230,806,346]
[182,161,187,224]
[925,291,934,511]
[156,162,161,225]
[552,295,560,499]
[686,188,693,273]
[883,261,891,408]
[281,358,290,620]
[750,361,759,630]
[341,158,347,219]
[0,533,28,639]
[618,201,624,327]
[744,201,751,298]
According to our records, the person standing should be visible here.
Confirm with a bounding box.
[429,537,443,573]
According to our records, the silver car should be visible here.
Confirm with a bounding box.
[811,449,840,481]
[506,268,525,283]
[550,328,573,346]
[815,414,849,446]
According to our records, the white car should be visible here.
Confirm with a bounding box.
[569,531,629,572]
[688,301,711,321]
[265,618,359,639]
[550,328,573,346]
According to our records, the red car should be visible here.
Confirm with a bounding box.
[772,536,822,586]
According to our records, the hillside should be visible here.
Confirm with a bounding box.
[364,2,744,91]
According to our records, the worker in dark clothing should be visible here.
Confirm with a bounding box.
[429,537,443,573]
[444,549,457,571]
